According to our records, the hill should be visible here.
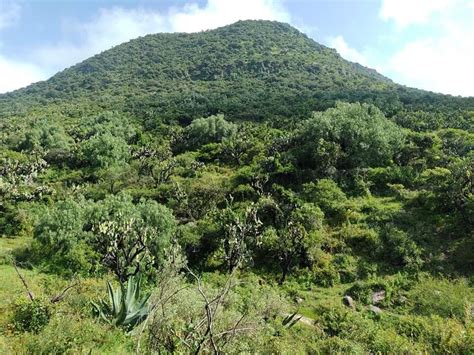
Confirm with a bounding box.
[0,20,473,353]
[1,20,473,125]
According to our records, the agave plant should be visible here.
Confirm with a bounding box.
[92,275,150,330]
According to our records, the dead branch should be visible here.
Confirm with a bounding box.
[50,280,79,303]
[13,261,34,302]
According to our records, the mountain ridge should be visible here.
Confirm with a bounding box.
[0,20,473,122]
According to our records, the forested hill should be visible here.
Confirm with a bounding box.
[1,19,474,353]
[1,20,473,126]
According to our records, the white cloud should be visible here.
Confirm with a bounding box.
[0,1,44,93]
[34,0,290,75]
[168,0,290,33]
[380,1,474,96]
[0,55,45,93]
[385,30,474,96]
[0,0,290,93]
[328,35,368,65]
[35,8,166,72]
[380,0,456,28]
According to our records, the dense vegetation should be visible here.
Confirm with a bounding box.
[1,20,473,353]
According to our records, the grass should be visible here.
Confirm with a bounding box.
[1,235,473,353]
[0,236,134,354]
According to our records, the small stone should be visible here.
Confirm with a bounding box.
[342,295,355,309]
[369,305,382,315]
[295,297,304,304]
[372,290,386,304]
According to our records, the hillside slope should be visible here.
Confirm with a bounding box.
[0,19,473,354]
[1,20,472,123]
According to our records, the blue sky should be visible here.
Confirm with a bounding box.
[0,0,473,96]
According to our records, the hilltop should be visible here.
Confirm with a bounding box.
[0,20,473,354]
[1,20,472,124]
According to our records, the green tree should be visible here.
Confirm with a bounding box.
[33,193,176,278]
[259,196,324,283]
[33,198,97,275]
[185,114,237,150]
[303,179,347,219]
[294,102,405,172]
[90,193,177,281]
[81,133,129,168]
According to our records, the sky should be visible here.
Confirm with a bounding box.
[0,0,473,96]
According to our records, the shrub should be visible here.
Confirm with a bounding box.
[32,193,176,278]
[369,328,418,353]
[81,133,130,168]
[407,277,473,320]
[316,337,365,354]
[314,304,356,337]
[379,226,423,271]
[32,198,98,275]
[341,224,380,258]
[345,275,412,306]
[312,265,341,287]
[147,271,286,354]
[303,179,347,219]
[20,314,133,354]
[12,299,51,333]
[185,114,237,150]
[295,102,405,172]
[383,313,474,352]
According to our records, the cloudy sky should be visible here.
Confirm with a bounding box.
[0,0,473,96]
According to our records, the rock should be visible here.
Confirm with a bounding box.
[369,305,382,315]
[372,290,386,304]
[295,297,304,304]
[342,295,355,309]
[434,290,441,296]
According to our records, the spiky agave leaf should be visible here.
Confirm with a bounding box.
[92,275,150,330]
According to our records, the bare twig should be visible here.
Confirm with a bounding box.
[13,261,34,302]
[50,280,79,303]
[185,266,219,354]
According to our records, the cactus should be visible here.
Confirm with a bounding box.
[92,275,150,330]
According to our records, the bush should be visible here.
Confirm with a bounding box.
[381,313,473,353]
[12,299,51,333]
[407,277,473,320]
[345,275,412,306]
[81,133,130,168]
[303,179,347,220]
[369,328,418,353]
[379,226,423,271]
[294,102,405,172]
[32,198,98,275]
[312,265,341,287]
[20,314,133,354]
[185,114,237,150]
[147,271,287,354]
[32,193,176,278]
[314,303,356,337]
[316,337,365,354]
[341,224,380,258]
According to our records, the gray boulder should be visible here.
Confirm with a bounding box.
[342,295,355,309]
[369,305,383,315]
[372,290,386,304]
